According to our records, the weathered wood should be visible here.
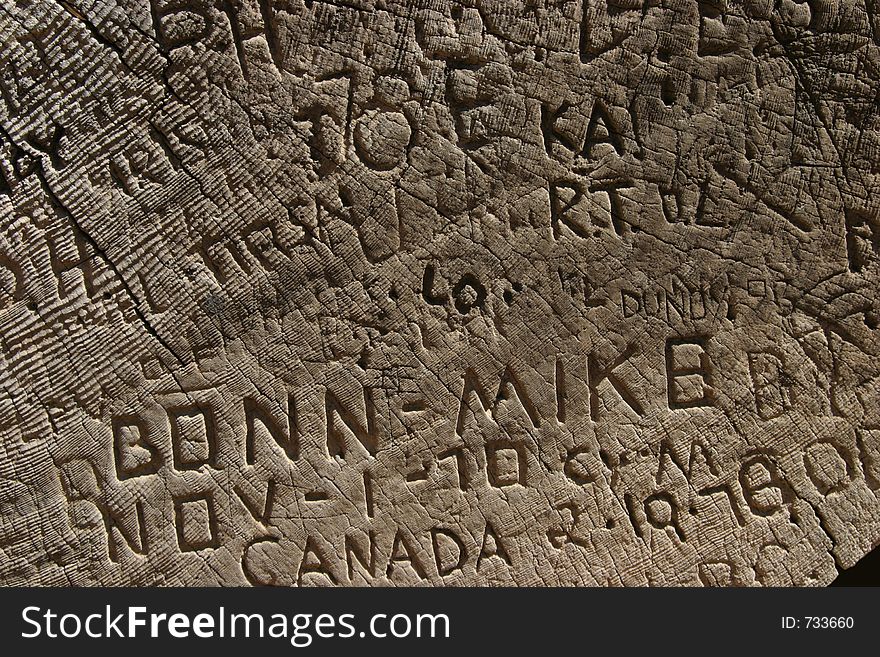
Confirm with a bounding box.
[0,0,878,586]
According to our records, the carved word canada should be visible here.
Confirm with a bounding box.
[54,329,880,584]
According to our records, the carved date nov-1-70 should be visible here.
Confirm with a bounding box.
[49,328,880,584]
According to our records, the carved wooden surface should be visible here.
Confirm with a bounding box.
[0,0,878,586]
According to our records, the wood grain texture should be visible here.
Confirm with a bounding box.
[0,0,878,586]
